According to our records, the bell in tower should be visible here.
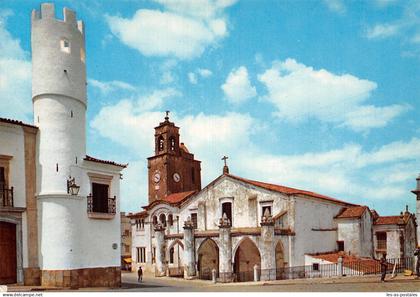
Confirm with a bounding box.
[147,112,201,204]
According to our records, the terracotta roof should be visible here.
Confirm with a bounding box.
[165,190,196,204]
[0,117,38,129]
[142,190,197,210]
[309,252,382,273]
[335,206,368,219]
[84,155,127,168]
[374,215,404,225]
[227,174,357,206]
[127,211,148,218]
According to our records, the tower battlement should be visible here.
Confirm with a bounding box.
[31,3,84,35]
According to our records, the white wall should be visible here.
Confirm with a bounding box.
[293,198,342,266]
[38,161,122,270]
[0,123,26,208]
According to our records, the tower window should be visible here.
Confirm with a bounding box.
[169,137,176,151]
[169,247,174,264]
[60,39,71,53]
[157,136,164,152]
[168,214,173,226]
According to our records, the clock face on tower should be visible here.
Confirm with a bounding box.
[153,172,161,183]
[173,172,181,183]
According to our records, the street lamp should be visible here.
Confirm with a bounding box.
[67,176,80,196]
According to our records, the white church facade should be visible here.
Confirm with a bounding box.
[129,116,419,282]
[0,4,126,287]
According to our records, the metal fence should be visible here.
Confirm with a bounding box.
[233,257,414,283]
[168,266,184,277]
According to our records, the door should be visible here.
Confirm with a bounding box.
[0,222,17,284]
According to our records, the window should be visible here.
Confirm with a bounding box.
[91,182,109,213]
[168,214,173,226]
[0,167,5,191]
[157,136,164,152]
[262,206,272,217]
[169,247,174,264]
[136,219,145,230]
[312,263,320,271]
[191,213,198,229]
[159,213,166,227]
[377,232,387,250]
[137,247,146,263]
[60,38,70,53]
[337,241,344,251]
[222,202,232,224]
[169,137,176,151]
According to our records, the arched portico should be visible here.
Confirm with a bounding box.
[197,238,219,280]
[233,237,261,281]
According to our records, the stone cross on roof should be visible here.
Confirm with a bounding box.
[222,156,229,175]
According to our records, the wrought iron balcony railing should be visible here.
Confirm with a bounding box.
[87,194,116,214]
[0,187,14,207]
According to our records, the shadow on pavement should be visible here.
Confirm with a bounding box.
[120,282,168,289]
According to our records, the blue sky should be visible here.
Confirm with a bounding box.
[1,0,419,215]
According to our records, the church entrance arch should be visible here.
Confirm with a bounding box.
[197,238,219,280]
[234,237,261,282]
[168,240,184,277]
[0,221,17,284]
[275,241,285,280]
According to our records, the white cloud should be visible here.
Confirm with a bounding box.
[197,68,212,78]
[89,79,136,94]
[0,10,32,122]
[258,58,407,132]
[366,23,401,39]
[343,104,410,131]
[221,66,257,104]
[188,68,213,84]
[323,0,346,14]
[106,0,236,60]
[188,72,197,84]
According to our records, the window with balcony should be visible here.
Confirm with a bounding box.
[0,156,13,207]
[87,173,115,217]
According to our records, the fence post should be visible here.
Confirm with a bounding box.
[212,269,217,283]
[254,265,259,282]
[338,256,343,277]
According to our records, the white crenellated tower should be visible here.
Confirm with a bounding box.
[32,3,86,195]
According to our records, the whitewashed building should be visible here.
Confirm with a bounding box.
[0,3,126,287]
[130,116,418,282]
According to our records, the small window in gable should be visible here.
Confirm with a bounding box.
[61,39,71,53]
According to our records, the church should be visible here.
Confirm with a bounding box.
[0,4,125,287]
[129,115,419,282]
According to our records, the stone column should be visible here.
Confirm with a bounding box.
[260,208,276,281]
[183,217,196,279]
[219,213,233,282]
[154,223,166,277]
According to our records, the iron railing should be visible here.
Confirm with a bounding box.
[168,266,184,277]
[87,194,116,214]
[233,257,414,283]
[0,187,13,207]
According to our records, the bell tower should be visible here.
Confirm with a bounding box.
[147,112,201,203]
